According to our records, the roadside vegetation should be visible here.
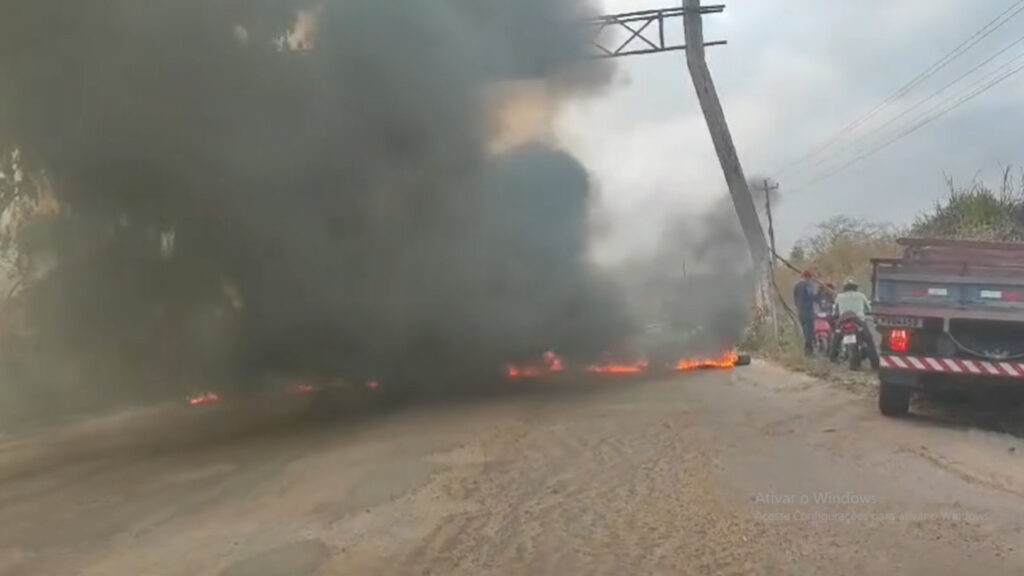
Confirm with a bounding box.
[749,167,1024,380]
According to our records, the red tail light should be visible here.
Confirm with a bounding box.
[842,322,857,332]
[889,329,909,353]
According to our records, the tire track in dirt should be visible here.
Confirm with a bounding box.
[900,445,1024,499]
[390,384,783,575]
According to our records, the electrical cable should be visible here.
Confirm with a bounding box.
[799,33,1024,176]
[773,0,1024,179]
[788,59,1024,193]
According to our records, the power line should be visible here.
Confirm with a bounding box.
[861,33,1024,141]
[788,59,1024,193]
[777,0,1024,178]
[818,59,1024,184]
[800,32,1024,176]
[791,62,1024,192]
[773,0,1024,179]
[874,49,1024,141]
[798,35,1024,178]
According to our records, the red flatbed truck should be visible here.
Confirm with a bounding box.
[871,237,1024,416]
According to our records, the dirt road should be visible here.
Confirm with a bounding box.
[1,361,1022,575]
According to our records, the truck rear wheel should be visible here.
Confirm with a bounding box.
[878,380,911,417]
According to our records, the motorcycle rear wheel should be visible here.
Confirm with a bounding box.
[847,343,862,370]
[813,334,830,356]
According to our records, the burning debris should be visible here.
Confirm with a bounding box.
[187,392,222,407]
[507,351,565,379]
[285,382,317,396]
[586,357,649,375]
[504,349,749,380]
[674,351,742,371]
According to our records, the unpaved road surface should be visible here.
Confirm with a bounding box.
[1,361,1023,575]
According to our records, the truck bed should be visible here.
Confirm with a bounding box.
[872,238,1024,322]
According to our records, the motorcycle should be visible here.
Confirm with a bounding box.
[834,314,876,370]
[812,312,832,356]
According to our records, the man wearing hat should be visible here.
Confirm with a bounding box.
[793,270,817,355]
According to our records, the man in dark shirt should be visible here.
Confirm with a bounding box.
[793,270,817,355]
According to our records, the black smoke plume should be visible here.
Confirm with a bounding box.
[0,0,626,402]
[616,178,778,361]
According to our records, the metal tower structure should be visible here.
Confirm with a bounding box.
[587,5,726,59]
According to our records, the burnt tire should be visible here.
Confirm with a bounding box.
[734,354,752,367]
[878,380,911,417]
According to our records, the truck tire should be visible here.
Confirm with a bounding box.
[878,380,911,417]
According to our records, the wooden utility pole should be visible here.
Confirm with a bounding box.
[683,0,774,331]
[760,179,781,340]
[682,0,770,269]
[586,2,775,323]
[761,179,779,261]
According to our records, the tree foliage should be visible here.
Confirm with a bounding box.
[788,216,901,288]
[911,167,1024,241]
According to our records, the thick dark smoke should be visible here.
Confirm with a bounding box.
[617,178,778,360]
[0,0,627,400]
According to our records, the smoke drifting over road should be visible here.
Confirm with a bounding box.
[617,178,778,359]
[0,0,628,397]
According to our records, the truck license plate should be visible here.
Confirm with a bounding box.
[842,334,857,345]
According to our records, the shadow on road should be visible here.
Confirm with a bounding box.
[908,391,1024,439]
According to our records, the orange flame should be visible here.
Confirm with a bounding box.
[507,351,564,379]
[187,392,222,406]
[286,382,316,395]
[586,359,649,374]
[674,351,739,371]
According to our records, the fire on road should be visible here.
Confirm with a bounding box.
[3,361,1022,575]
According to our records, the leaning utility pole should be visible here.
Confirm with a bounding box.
[682,0,773,326]
[681,0,770,269]
[586,2,773,312]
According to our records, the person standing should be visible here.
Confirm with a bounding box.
[793,270,817,355]
[815,282,836,316]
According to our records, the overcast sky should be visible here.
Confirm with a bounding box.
[557,0,1024,262]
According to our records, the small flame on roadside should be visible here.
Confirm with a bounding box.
[187,392,222,406]
[286,382,316,395]
[587,359,649,374]
[674,351,739,371]
[507,351,564,379]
